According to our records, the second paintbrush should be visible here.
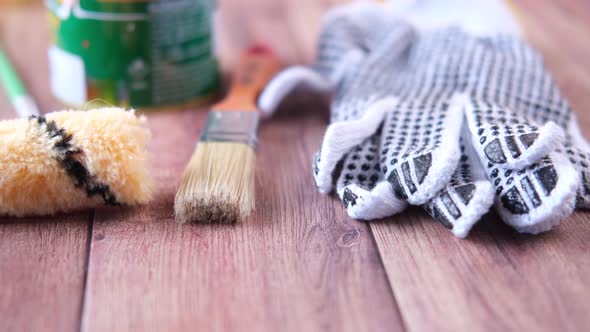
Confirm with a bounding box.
[175,44,280,223]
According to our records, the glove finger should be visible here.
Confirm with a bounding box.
[422,131,494,238]
[314,97,395,194]
[465,98,564,170]
[490,151,578,234]
[381,96,463,205]
[336,129,406,220]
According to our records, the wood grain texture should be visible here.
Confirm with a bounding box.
[368,1,590,331]
[0,7,88,332]
[371,211,590,331]
[0,214,90,332]
[1,1,590,331]
[80,2,401,331]
[81,99,403,332]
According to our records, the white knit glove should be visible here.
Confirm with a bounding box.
[260,1,590,237]
[260,3,493,237]
[387,0,590,234]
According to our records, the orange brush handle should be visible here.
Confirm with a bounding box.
[214,44,280,112]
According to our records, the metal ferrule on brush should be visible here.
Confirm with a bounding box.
[200,111,260,148]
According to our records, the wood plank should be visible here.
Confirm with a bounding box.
[0,6,88,332]
[369,1,590,331]
[4,0,589,331]
[514,0,590,131]
[372,210,590,331]
[0,214,91,332]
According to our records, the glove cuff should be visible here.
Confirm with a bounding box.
[258,66,333,118]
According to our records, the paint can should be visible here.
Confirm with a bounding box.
[46,0,219,109]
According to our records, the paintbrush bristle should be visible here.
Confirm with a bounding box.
[174,142,256,223]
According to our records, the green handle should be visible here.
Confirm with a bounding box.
[0,44,27,101]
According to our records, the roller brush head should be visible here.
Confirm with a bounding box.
[0,108,153,217]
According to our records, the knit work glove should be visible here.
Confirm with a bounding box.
[387,0,590,234]
[261,3,492,237]
[259,1,590,237]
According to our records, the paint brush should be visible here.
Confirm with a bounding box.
[0,42,40,117]
[174,44,280,223]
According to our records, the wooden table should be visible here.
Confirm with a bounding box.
[1,1,589,331]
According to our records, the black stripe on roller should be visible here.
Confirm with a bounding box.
[520,176,542,207]
[387,170,408,199]
[505,135,521,159]
[30,115,120,205]
[401,161,417,194]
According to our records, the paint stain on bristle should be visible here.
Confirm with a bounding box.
[174,142,256,223]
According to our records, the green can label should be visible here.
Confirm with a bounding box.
[46,0,219,108]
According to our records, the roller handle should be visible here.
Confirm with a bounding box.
[214,43,280,112]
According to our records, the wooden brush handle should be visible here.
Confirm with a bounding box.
[214,44,280,112]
